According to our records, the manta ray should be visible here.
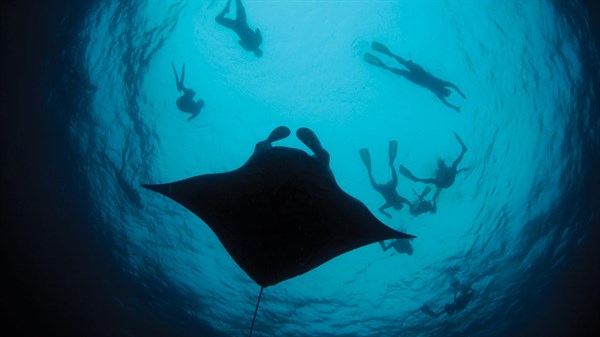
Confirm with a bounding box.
[142,126,415,335]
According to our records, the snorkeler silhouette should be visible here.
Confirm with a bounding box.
[215,0,263,57]
[399,132,468,203]
[409,187,437,216]
[171,62,205,122]
[421,279,475,317]
[364,42,466,112]
[379,238,414,256]
[359,141,411,218]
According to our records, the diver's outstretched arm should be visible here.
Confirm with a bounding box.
[445,82,466,98]
[436,93,461,112]
[451,133,468,169]
[187,112,199,122]
[453,132,467,149]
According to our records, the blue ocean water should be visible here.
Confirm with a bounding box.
[3,0,598,336]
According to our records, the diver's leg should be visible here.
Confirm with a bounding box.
[389,140,397,165]
[364,53,389,70]
[390,165,398,188]
[437,94,461,113]
[399,165,421,182]
[216,0,235,27]
[359,148,372,172]
[171,62,182,91]
[399,165,438,184]
[255,126,290,153]
[181,63,186,87]
[296,127,330,166]
[235,0,247,23]
[368,173,381,192]
[371,41,393,56]
[393,54,409,65]
[371,42,417,72]
[389,68,411,78]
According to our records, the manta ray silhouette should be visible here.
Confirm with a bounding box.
[143,126,416,286]
[142,126,415,334]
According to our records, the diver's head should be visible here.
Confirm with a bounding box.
[441,87,451,97]
[198,99,205,108]
[253,47,263,58]
[437,158,447,168]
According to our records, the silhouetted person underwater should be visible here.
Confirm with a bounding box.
[359,140,411,218]
[171,62,205,122]
[215,0,263,57]
[399,132,468,202]
[409,187,437,216]
[379,238,414,256]
[364,42,466,112]
[421,279,475,317]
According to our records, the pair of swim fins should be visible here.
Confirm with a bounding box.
[359,140,397,170]
[363,42,392,68]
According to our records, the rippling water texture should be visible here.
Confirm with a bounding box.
[3,1,599,336]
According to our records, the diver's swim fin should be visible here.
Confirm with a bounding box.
[420,186,431,198]
[359,148,372,172]
[388,140,398,164]
[363,53,386,68]
[371,41,391,55]
[399,165,417,181]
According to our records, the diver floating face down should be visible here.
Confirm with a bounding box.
[171,62,205,122]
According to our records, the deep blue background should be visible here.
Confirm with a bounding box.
[1,1,598,336]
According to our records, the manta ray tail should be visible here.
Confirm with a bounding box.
[248,286,264,337]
